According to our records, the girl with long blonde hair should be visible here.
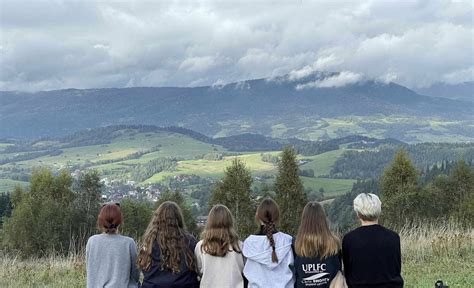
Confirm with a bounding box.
[194,204,245,288]
[138,201,199,288]
[293,201,342,288]
[242,198,294,288]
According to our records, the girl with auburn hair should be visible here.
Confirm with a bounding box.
[242,198,294,288]
[138,201,199,288]
[86,203,139,288]
[194,204,245,288]
[293,201,343,288]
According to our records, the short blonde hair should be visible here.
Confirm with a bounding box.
[353,193,381,221]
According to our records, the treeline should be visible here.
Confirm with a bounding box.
[330,142,474,179]
[327,151,474,232]
[129,158,177,182]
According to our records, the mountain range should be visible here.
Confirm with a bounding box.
[1,72,472,141]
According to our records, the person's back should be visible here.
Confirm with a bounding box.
[86,203,139,288]
[138,201,199,288]
[342,193,403,288]
[195,240,244,288]
[86,234,139,288]
[242,198,294,288]
[194,204,245,288]
[141,234,199,288]
[292,202,342,288]
[243,231,294,288]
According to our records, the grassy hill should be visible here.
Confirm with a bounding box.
[0,128,356,198]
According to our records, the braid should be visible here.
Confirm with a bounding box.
[264,222,278,263]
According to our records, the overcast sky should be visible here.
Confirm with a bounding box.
[0,0,472,91]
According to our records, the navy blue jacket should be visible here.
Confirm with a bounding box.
[141,234,199,288]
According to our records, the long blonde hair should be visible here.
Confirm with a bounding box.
[201,204,241,256]
[137,201,197,273]
[295,201,340,259]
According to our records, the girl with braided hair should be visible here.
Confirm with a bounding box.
[242,198,295,288]
[138,201,199,288]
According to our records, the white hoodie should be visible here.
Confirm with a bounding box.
[243,232,295,288]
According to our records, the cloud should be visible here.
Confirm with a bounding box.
[296,71,364,90]
[0,0,472,91]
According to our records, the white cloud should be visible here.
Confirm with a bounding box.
[296,71,364,90]
[0,0,472,91]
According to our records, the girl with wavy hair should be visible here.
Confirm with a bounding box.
[242,198,294,288]
[293,201,343,288]
[194,204,245,288]
[86,203,139,288]
[138,201,199,288]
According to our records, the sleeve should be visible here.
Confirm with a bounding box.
[396,234,402,274]
[130,240,140,284]
[194,241,203,276]
[341,236,349,272]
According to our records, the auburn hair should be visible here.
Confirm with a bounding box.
[137,201,197,274]
[201,204,241,257]
[97,203,123,234]
[256,198,280,263]
[295,201,340,259]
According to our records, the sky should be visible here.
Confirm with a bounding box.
[0,0,473,91]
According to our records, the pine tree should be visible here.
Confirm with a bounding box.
[121,199,153,239]
[274,146,307,235]
[380,149,420,226]
[209,158,254,238]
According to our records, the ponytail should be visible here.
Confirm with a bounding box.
[264,222,278,263]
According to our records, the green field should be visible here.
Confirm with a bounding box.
[0,129,356,196]
[0,179,28,193]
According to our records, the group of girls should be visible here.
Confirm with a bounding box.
[87,198,343,288]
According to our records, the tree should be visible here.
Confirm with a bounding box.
[380,150,420,226]
[209,158,254,238]
[3,168,75,256]
[157,190,198,236]
[69,170,103,249]
[121,199,153,239]
[274,146,307,235]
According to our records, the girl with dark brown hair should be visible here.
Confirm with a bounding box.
[138,201,199,288]
[194,204,245,288]
[242,198,294,288]
[293,201,343,288]
[86,203,139,288]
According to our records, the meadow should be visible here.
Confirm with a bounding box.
[1,223,472,288]
[0,131,356,197]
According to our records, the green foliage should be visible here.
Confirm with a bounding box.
[274,146,307,235]
[209,158,255,238]
[0,192,12,226]
[120,199,153,240]
[2,168,103,257]
[156,190,198,235]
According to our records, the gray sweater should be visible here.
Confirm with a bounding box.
[86,233,139,288]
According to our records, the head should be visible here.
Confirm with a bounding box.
[97,203,123,234]
[256,198,280,263]
[201,204,241,256]
[353,193,382,222]
[295,201,339,259]
[137,201,196,273]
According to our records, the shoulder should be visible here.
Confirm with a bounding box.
[87,234,102,245]
[380,226,400,241]
[274,232,293,244]
[195,240,203,252]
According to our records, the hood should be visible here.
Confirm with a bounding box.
[243,232,293,270]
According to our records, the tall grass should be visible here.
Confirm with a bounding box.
[1,223,472,288]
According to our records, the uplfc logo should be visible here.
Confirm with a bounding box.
[301,264,330,286]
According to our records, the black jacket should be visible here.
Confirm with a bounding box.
[141,233,199,288]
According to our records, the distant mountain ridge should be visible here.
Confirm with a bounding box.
[414,82,473,102]
[1,72,473,140]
